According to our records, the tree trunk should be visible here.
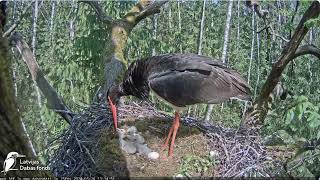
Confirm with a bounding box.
[254,20,261,98]
[247,8,255,85]
[49,1,56,62]
[32,0,42,109]
[221,1,233,64]
[168,2,172,30]
[152,14,157,56]
[69,0,77,41]
[0,4,50,176]
[178,1,182,53]
[205,0,233,121]
[193,0,206,117]
[151,14,158,103]
[236,0,240,51]
[197,0,206,55]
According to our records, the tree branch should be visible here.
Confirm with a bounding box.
[246,0,268,19]
[124,0,168,28]
[249,1,320,126]
[293,44,320,59]
[3,1,34,37]
[79,1,113,24]
[10,32,73,124]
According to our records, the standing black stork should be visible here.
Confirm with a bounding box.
[107,53,251,157]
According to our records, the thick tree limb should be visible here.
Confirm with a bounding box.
[245,1,320,127]
[79,1,113,24]
[10,32,73,124]
[3,1,34,37]
[293,44,320,59]
[124,0,168,28]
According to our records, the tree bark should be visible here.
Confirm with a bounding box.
[10,32,73,124]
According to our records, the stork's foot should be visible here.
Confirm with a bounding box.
[160,153,173,160]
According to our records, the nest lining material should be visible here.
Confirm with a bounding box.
[49,101,282,177]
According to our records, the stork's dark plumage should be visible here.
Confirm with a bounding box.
[108,53,251,157]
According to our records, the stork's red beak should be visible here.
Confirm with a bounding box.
[108,96,118,130]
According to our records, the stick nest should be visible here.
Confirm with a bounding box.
[49,101,285,177]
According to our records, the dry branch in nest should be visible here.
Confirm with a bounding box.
[49,103,113,177]
[49,101,287,177]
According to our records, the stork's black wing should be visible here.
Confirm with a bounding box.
[148,59,251,107]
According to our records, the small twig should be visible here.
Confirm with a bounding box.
[83,145,96,165]
[53,109,77,115]
[212,133,230,162]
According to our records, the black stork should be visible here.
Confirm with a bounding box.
[107,53,251,157]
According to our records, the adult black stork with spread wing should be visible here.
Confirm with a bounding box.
[107,53,251,157]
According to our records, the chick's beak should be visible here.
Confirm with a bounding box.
[108,96,118,130]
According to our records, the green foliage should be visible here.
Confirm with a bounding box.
[265,96,320,140]
[179,154,216,177]
[284,96,320,140]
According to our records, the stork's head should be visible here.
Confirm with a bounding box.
[107,84,123,106]
[107,84,125,130]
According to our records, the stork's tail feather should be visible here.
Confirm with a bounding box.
[228,70,252,101]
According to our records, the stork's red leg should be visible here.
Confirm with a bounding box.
[168,111,180,157]
[162,124,174,150]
